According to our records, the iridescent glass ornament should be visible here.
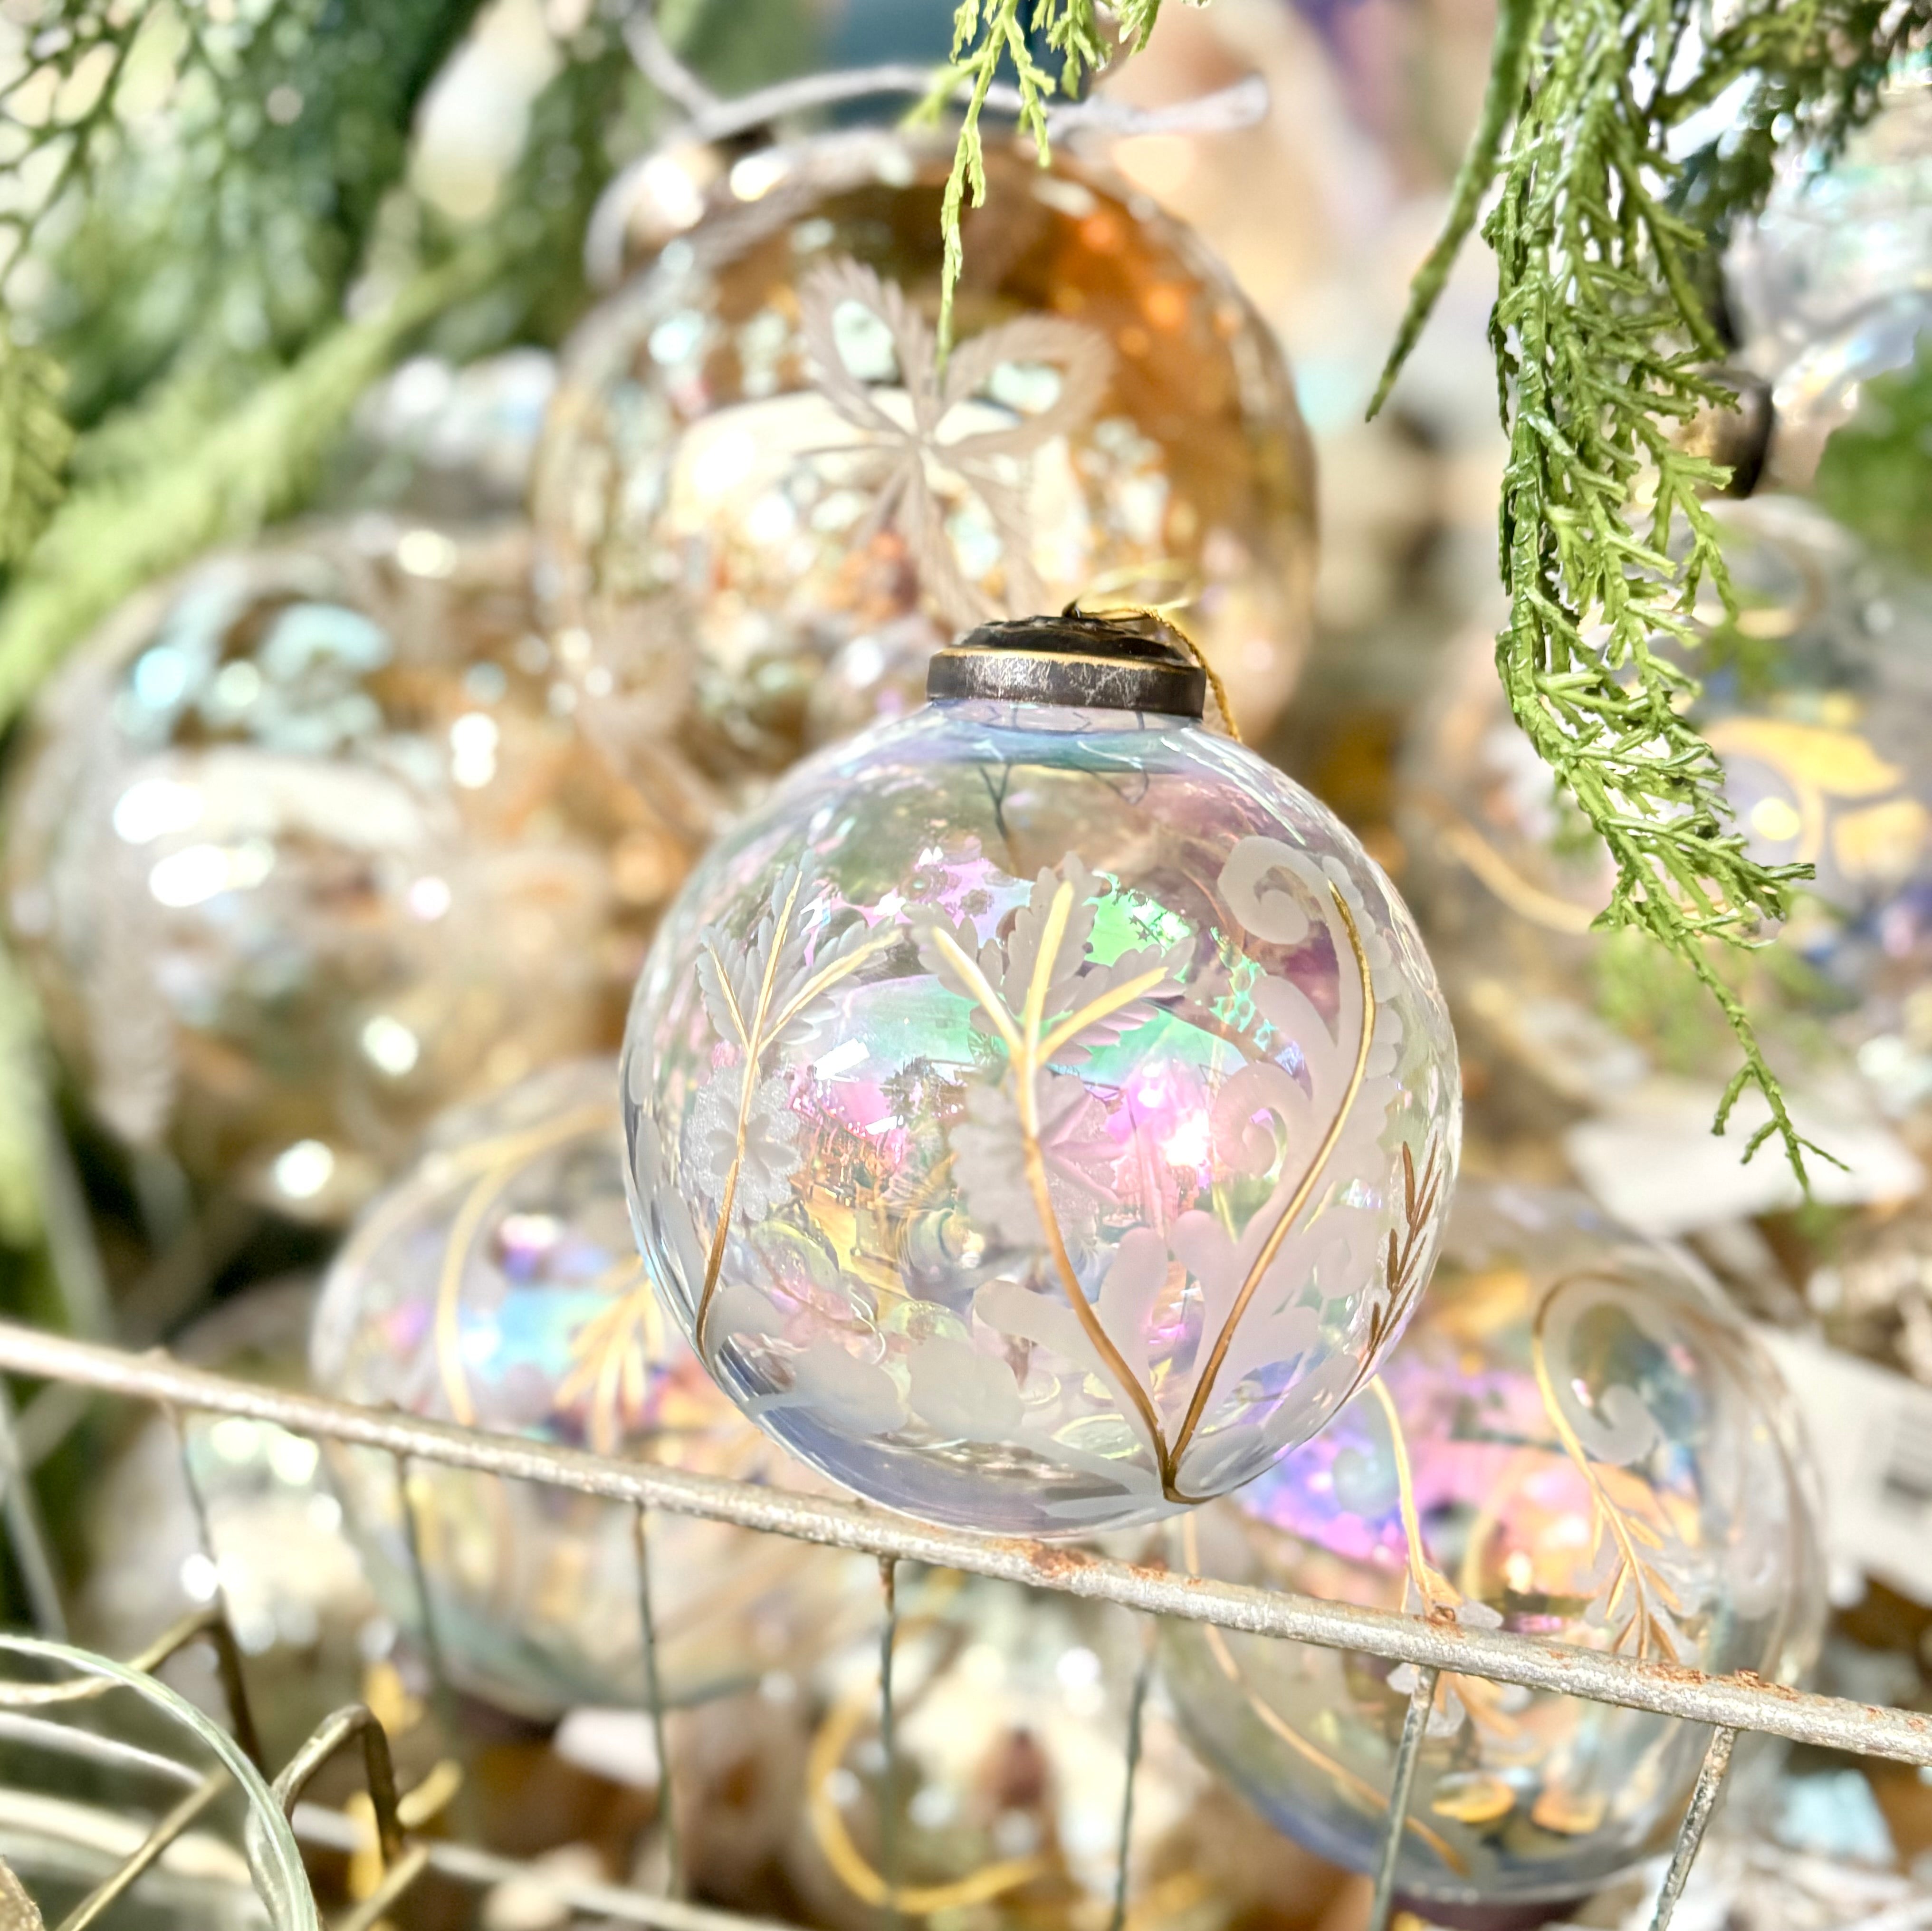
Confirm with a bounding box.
[1402,497,1932,1132]
[787,1573,1313,1931]
[622,613,1460,1537]
[1729,79,1932,489]
[3,519,712,1219]
[535,128,1317,784]
[312,1059,870,1719]
[1160,1182,1825,1908]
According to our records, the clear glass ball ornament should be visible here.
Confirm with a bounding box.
[3,518,712,1220]
[1401,496,1932,1136]
[1159,1181,1826,1909]
[311,1058,872,1719]
[535,126,1318,787]
[622,614,1460,1537]
[1728,78,1932,489]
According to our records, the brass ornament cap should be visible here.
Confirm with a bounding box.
[927,609,1208,720]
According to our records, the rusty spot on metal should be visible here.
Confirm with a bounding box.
[1024,1544,1099,1580]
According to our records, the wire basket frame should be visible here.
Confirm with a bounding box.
[2,1318,1929,1931]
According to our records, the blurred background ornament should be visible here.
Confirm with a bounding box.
[1729,76,1932,493]
[623,612,1460,1537]
[535,126,1318,788]
[4,518,713,1222]
[1399,495,1932,1222]
[1160,1181,1825,1909]
[324,350,560,521]
[312,1057,871,1720]
[784,1570,1345,1931]
[77,1277,382,1768]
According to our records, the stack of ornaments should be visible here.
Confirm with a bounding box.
[15,60,1920,1931]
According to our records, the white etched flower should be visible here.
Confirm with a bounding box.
[686,1062,803,1224]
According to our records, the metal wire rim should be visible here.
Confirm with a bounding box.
[2,1317,1930,1931]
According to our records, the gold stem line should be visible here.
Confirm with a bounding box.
[426,1101,623,1428]
[926,927,1023,1054]
[555,1272,658,1455]
[699,939,750,1045]
[1014,882,1173,1475]
[765,927,904,1043]
[1179,1518,1467,1874]
[1166,884,1376,1493]
[696,873,803,1356]
[1529,1272,1658,1659]
[1369,1376,1456,1615]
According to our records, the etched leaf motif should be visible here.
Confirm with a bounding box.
[687,1065,802,1225]
[688,859,898,1354]
[1095,1227,1170,1386]
[628,1110,707,1291]
[797,256,1113,629]
[906,1335,1024,1440]
[783,1337,908,1434]
[1052,930,1198,1065]
[1531,1273,1711,1663]
[1001,857,1101,1012]
[953,1073,1116,1251]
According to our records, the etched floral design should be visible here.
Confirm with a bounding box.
[904,842,1418,1504]
[799,257,1114,630]
[623,697,1462,1535]
[951,1073,1117,1252]
[1530,1271,1710,1663]
[688,861,902,1350]
[687,1066,803,1225]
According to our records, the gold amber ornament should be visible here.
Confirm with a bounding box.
[3,519,712,1220]
[1160,1182,1825,1908]
[535,128,1317,786]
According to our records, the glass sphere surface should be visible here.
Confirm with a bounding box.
[1159,1182,1825,1907]
[3,519,708,1218]
[534,128,1317,783]
[312,1059,867,1718]
[1729,82,1932,487]
[622,694,1460,1536]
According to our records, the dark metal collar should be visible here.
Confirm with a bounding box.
[926,610,1206,719]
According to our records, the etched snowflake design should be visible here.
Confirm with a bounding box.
[799,257,1113,629]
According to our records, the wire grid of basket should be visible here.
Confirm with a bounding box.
[2,1318,1932,1931]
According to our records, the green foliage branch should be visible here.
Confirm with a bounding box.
[940,0,1928,1179]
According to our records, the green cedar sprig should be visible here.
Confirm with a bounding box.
[1370,0,1926,1181]
[940,0,1924,1179]
[921,0,1150,352]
